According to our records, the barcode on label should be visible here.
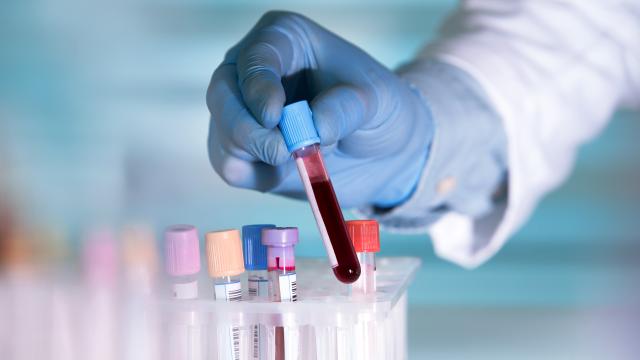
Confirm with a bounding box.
[231,326,240,360]
[291,279,297,302]
[252,325,259,359]
[278,273,297,302]
[228,288,241,302]
[248,278,269,299]
[214,281,242,301]
[213,281,242,360]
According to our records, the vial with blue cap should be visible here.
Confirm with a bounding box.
[242,224,274,360]
[242,224,275,299]
[279,101,361,284]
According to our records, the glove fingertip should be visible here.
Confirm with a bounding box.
[310,102,341,146]
[260,90,285,129]
[243,71,285,129]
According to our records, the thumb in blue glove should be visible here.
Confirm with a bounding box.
[207,11,434,208]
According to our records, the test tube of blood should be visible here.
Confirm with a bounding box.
[242,224,275,360]
[261,227,299,360]
[278,101,361,284]
[164,225,205,360]
[205,229,245,360]
[346,220,380,295]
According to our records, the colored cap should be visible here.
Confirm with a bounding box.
[205,229,245,277]
[242,224,275,271]
[278,100,320,152]
[346,220,380,253]
[83,228,118,286]
[164,225,201,276]
[261,227,299,247]
[122,224,159,275]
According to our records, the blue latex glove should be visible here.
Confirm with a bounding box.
[207,11,434,208]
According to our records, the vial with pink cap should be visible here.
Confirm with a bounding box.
[262,227,298,302]
[261,227,299,360]
[279,101,361,284]
[164,225,201,300]
[163,224,205,360]
[81,228,119,360]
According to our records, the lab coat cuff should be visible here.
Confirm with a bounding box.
[356,59,509,267]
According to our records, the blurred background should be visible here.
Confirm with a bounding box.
[1,0,639,358]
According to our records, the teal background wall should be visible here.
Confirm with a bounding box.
[1,0,639,358]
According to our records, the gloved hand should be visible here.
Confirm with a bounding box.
[207,11,434,208]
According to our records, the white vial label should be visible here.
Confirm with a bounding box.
[214,281,242,301]
[278,273,297,302]
[214,281,242,360]
[248,276,269,360]
[248,278,269,299]
[172,280,198,300]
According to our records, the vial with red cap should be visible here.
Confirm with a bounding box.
[346,220,380,295]
[279,101,361,284]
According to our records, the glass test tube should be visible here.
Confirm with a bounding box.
[242,224,276,360]
[262,227,299,360]
[206,229,246,360]
[278,101,361,284]
[164,225,205,360]
[346,220,380,295]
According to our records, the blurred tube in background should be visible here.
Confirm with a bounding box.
[81,228,120,360]
[122,224,159,294]
[121,224,160,360]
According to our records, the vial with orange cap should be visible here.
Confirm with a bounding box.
[206,229,246,360]
[346,220,381,295]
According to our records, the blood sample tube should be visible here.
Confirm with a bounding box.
[205,229,245,360]
[164,224,205,360]
[262,227,299,360]
[278,100,361,284]
[346,220,380,295]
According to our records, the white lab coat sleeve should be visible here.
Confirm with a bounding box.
[362,1,640,268]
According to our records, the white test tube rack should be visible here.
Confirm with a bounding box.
[161,257,420,360]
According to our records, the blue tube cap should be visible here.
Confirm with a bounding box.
[242,224,276,270]
[278,100,320,152]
